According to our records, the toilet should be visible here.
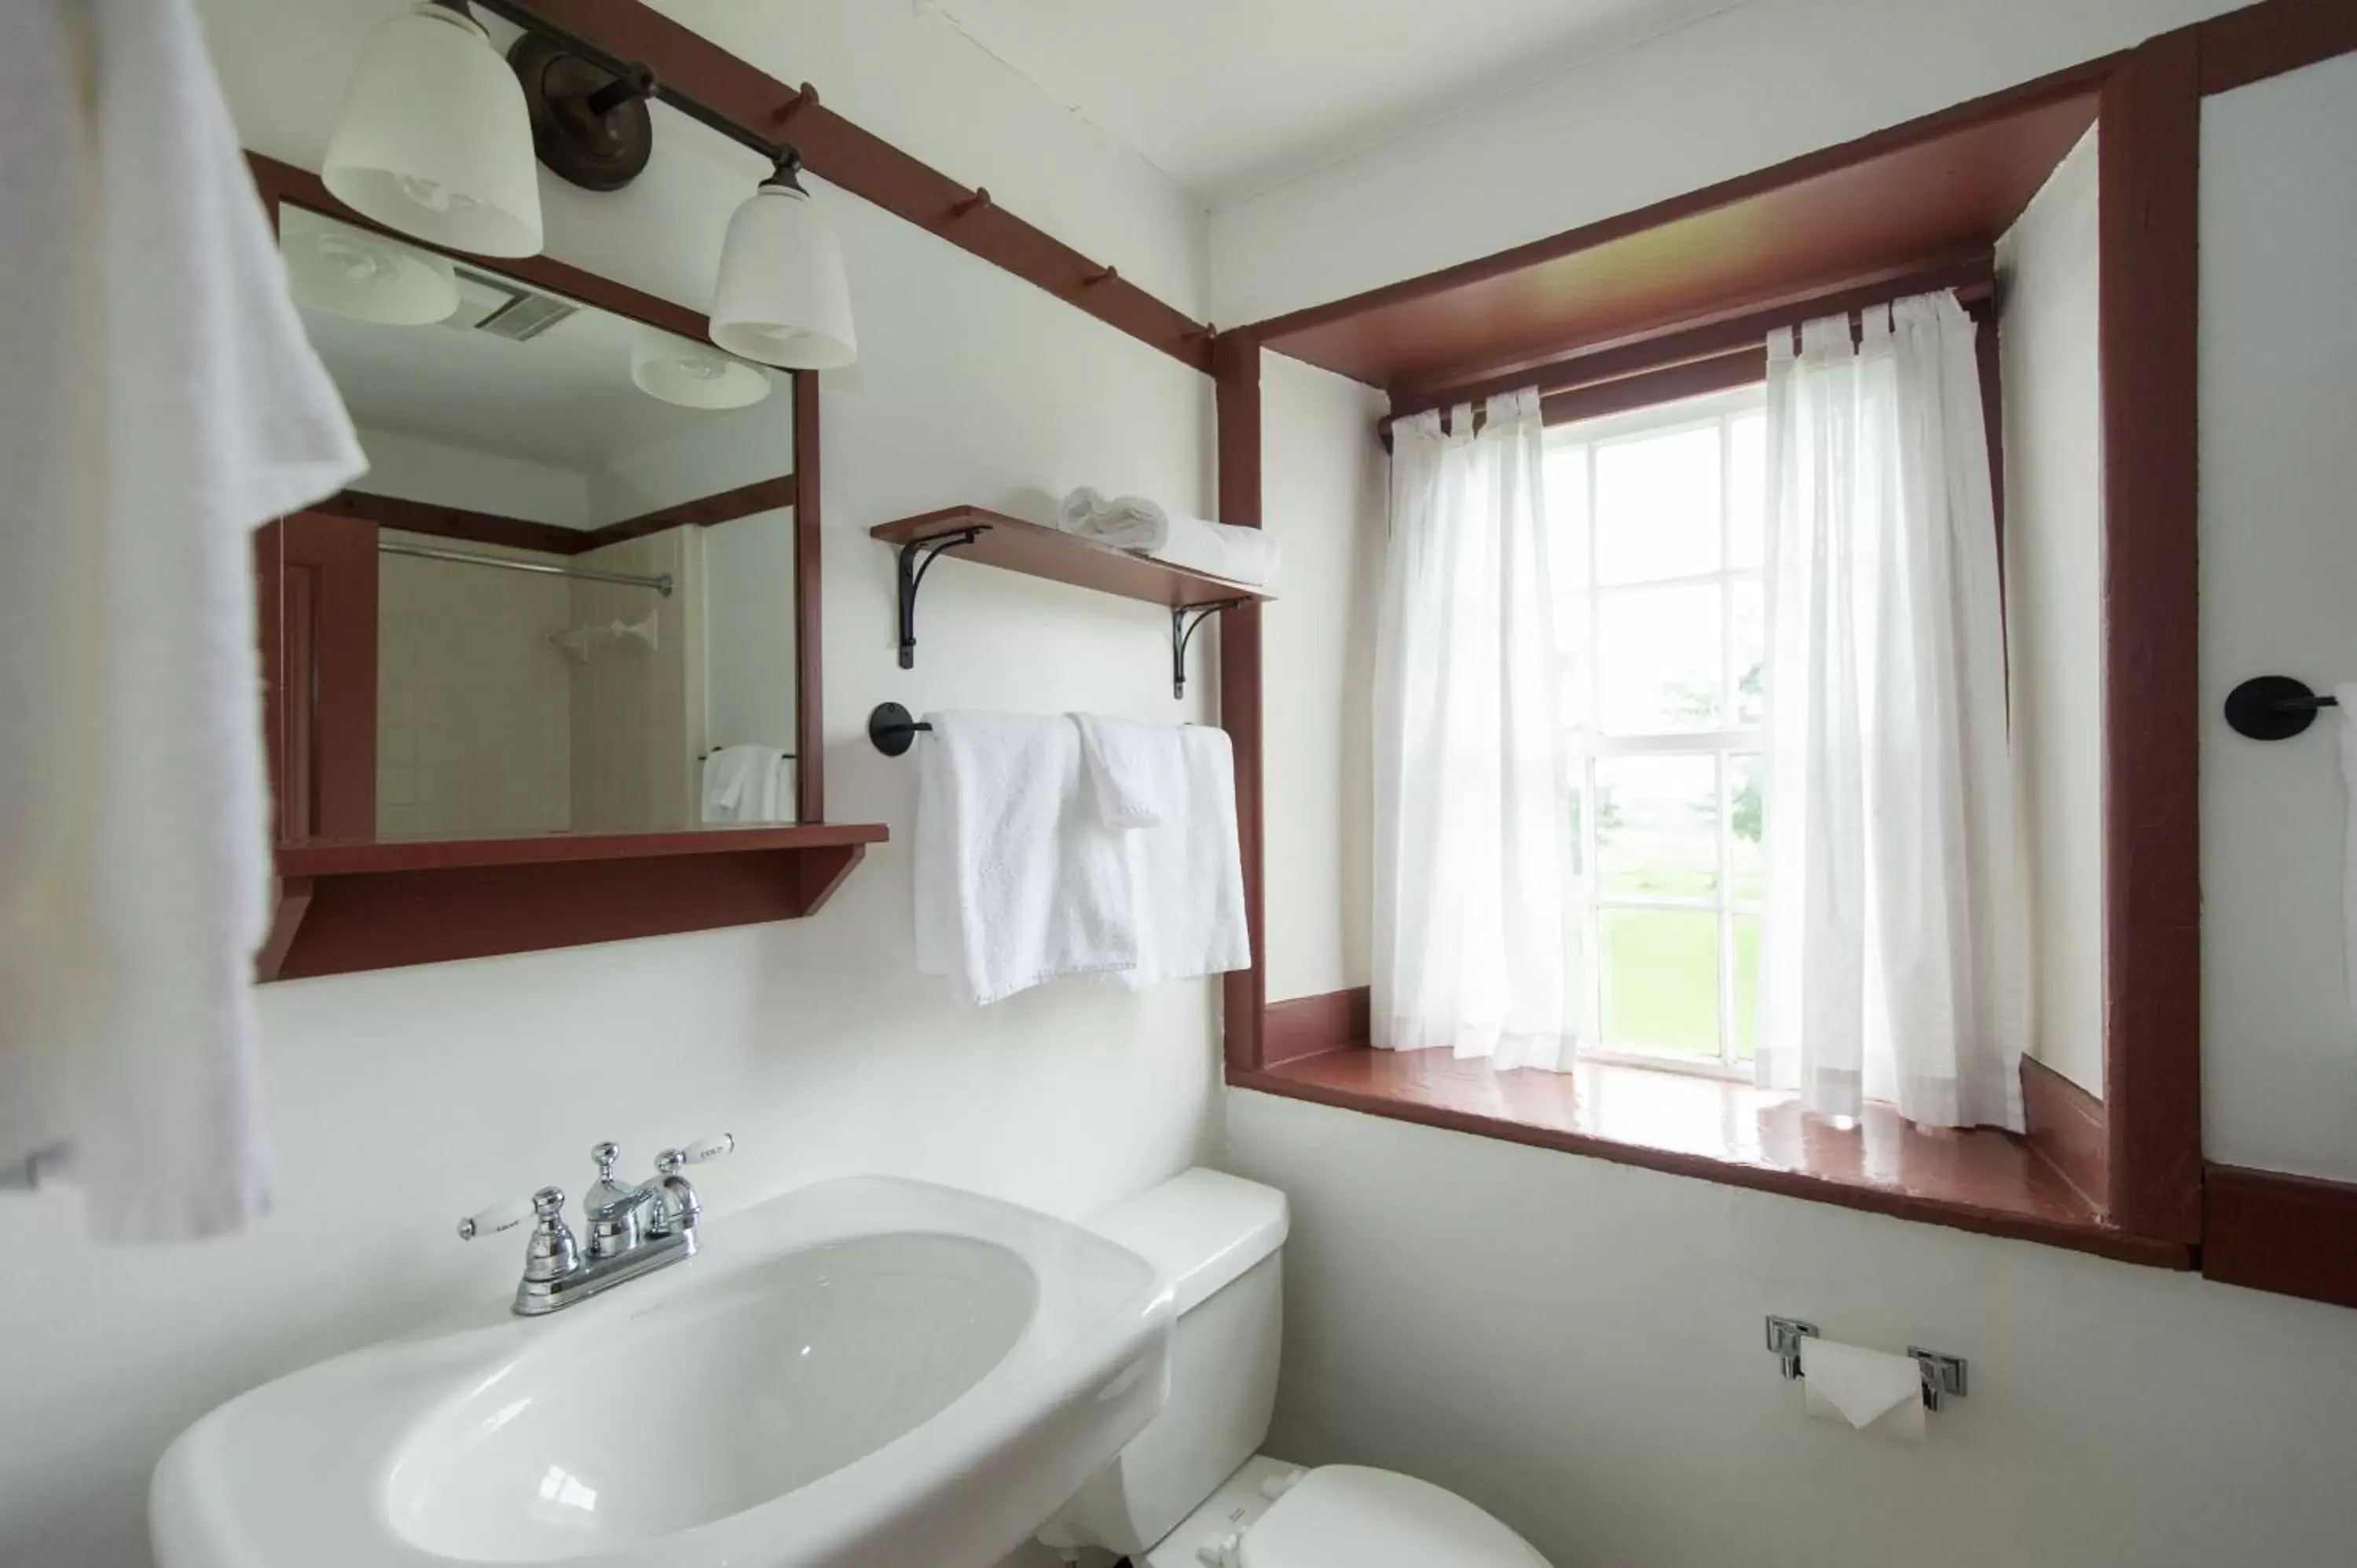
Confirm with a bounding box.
[1038,1169,1550,1567]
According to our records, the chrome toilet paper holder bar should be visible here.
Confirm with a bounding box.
[1765,1317,1970,1412]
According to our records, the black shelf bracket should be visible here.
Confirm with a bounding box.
[1173,599,1249,700]
[894,526,985,669]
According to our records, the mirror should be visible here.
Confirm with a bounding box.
[264,204,801,841]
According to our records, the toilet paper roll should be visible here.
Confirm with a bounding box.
[1798,1338,1926,1442]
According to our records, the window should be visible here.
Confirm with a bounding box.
[1549,386,1766,1078]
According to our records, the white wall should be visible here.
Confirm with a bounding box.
[2199,49,2357,1179]
[1224,1090,2357,1568]
[350,424,594,528]
[1261,353,1387,1002]
[1208,0,2242,327]
[0,5,1217,1566]
[588,408,796,526]
[1997,130,2105,1097]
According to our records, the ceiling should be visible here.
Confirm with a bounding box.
[916,0,1756,202]
[285,211,786,482]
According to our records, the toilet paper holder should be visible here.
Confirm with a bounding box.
[1765,1317,1970,1412]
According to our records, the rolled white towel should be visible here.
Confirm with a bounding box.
[1056,486,1278,587]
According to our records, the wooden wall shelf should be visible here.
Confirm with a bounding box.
[871,506,1272,611]
[871,507,1270,691]
[262,824,887,980]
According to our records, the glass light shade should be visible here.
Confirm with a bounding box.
[708,185,856,369]
[281,214,460,325]
[321,3,544,258]
[630,333,773,411]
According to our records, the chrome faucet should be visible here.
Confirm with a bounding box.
[458,1134,734,1316]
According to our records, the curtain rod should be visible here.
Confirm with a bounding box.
[379,539,674,596]
[1379,255,1997,440]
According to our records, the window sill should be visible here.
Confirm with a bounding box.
[1230,1045,2190,1269]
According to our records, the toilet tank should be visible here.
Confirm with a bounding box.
[1039,1170,1289,1558]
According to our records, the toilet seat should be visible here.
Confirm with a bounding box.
[1237,1465,1550,1568]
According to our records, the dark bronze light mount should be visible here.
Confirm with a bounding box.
[462,0,803,192]
[508,32,657,191]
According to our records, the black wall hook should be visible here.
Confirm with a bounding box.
[2224,675,2341,740]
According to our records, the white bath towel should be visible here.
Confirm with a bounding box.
[701,746,790,824]
[1113,725,1252,990]
[915,713,1139,1006]
[1058,486,1280,588]
[1072,713,1172,830]
[0,0,364,1239]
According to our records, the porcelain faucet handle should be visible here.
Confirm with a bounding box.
[457,1187,559,1240]
[656,1133,735,1174]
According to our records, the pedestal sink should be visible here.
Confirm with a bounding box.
[152,1177,1175,1568]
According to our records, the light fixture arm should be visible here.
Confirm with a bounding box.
[470,0,798,169]
[584,62,658,119]
[764,145,811,195]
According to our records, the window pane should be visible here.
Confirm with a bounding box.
[1595,424,1721,584]
[1733,913,1761,1061]
[1601,908,1721,1058]
[1729,412,1766,569]
[1596,753,1717,900]
[1728,753,1764,906]
[1732,578,1764,726]
[1596,584,1721,733]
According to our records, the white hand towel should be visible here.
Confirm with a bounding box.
[1114,725,1252,990]
[0,0,365,1240]
[1057,487,1280,588]
[1072,713,1173,830]
[915,713,1140,1006]
[701,746,789,824]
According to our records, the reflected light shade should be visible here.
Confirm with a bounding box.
[631,333,773,411]
[322,2,544,258]
[708,161,856,370]
[282,210,460,325]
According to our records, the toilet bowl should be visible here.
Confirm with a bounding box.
[1039,1169,1550,1568]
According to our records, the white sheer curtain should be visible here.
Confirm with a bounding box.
[1373,389,1582,1071]
[1758,293,2029,1129]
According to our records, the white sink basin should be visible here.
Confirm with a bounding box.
[153,1178,1175,1568]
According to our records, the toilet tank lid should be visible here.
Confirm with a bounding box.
[1087,1169,1288,1315]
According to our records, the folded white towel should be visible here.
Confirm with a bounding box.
[915,713,1139,1006]
[701,746,790,824]
[1113,725,1252,990]
[1058,486,1280,588]
[0,0,365,1240]
[1072,713,1171,830]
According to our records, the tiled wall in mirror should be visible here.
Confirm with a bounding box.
[266,204,800,841]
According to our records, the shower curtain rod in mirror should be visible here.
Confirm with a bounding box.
[379,538,674,596]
